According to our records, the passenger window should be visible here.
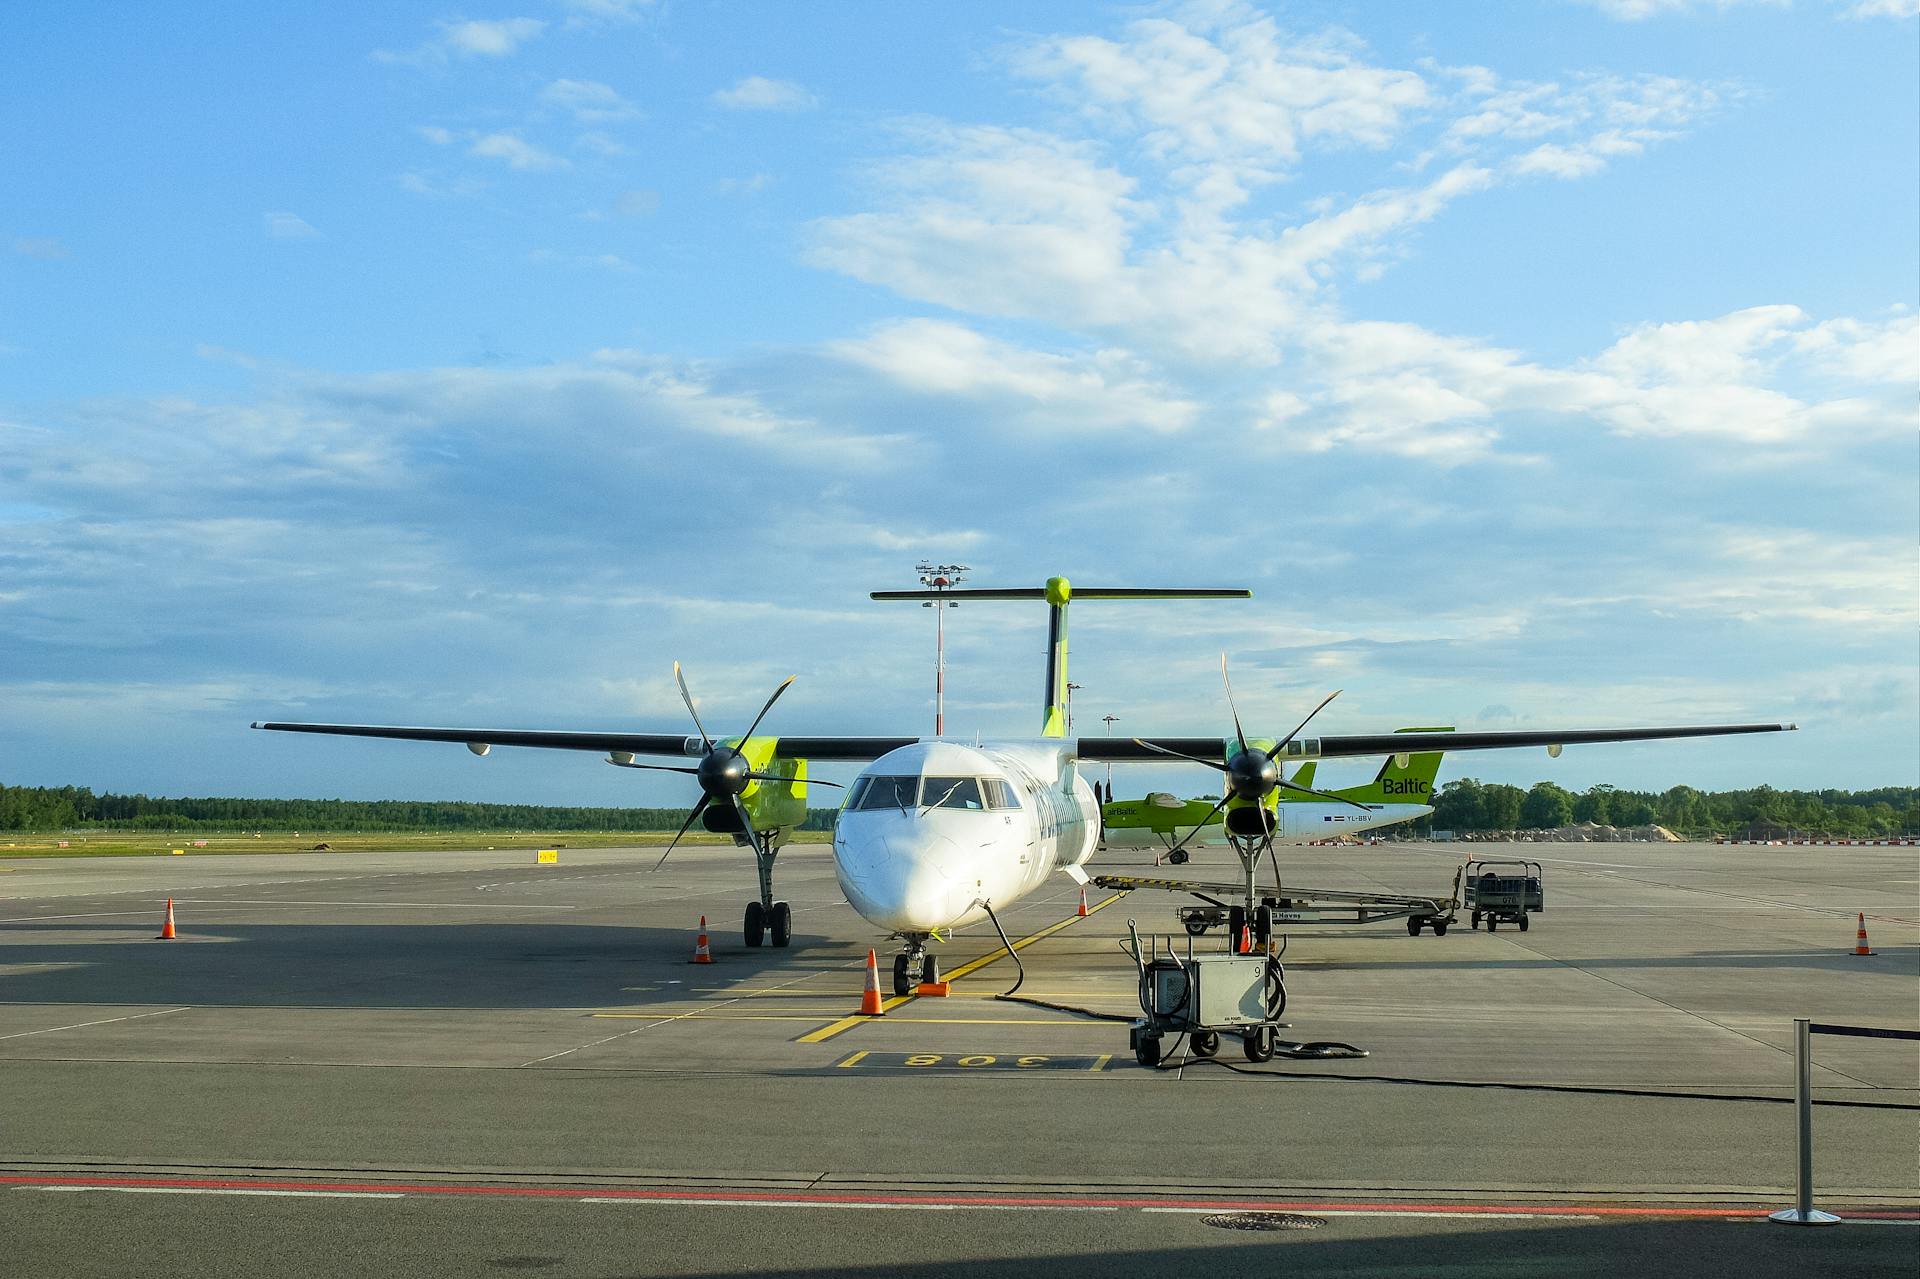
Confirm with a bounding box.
[922,777,985,811]
[852,776,918,810]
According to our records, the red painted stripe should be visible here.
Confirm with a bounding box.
[5,1173,1918,1219]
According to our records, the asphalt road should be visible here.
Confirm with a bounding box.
[2,839,1913,1275]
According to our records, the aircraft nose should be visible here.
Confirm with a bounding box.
[834,822,970,932]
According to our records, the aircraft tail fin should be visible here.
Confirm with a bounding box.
[870,578,1250,737]
[1280,726,1449,804]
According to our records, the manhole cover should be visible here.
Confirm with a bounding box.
[1200,1211,1327,1232]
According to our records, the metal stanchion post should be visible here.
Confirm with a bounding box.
[1769,1017,1841,1226]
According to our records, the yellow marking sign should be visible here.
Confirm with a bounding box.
[537,849,558,865]
[832,1051,1109,1073]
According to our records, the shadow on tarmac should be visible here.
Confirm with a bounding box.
[0,921,851,1008]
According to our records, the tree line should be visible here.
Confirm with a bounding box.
[1417,780,1917,838]
[2,780,1913,839]
[0,784,840,834]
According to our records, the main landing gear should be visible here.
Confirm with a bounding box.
[742,831,791,948]
[891,934,940,996]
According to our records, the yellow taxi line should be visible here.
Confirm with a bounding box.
[795,893,1123,1044]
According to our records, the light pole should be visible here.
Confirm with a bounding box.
[916,563,968,737]
[1065,682,1080,733]
[1101,714,1119,799]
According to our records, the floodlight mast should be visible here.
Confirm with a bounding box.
[915,563,969,737]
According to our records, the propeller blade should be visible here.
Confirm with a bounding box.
[1131,738,1231,771]
[1221,653,1250,757]
[741,771,843,788]
[673,661,714,752]
[736,675,798,748]
[607,761,701,775]
[654,794,710,871]
[729,795,758,844]
[1264,689,1343,762]
[1279,777,1374,815]
[1161,793,1232,860]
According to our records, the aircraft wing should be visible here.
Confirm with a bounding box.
[250,722,917,761]
[1077,722,1795,762]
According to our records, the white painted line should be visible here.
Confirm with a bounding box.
[1138,1206,1605,1220]
[577,1198,1119,1212]
[0,1007,191,1042]
[36,1187,404,1199]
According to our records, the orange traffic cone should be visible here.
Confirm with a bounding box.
[1853,912,1873,956]
[1077,886,1089,918]
[690,916,713,964]
[1237,923,1252,954]
[156,899,176,940]
[858,948,886,1015]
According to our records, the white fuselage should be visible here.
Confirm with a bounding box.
[831,739,1099,934]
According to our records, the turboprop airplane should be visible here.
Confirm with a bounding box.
[1102,728,1448,859]
[253,577,1794,995]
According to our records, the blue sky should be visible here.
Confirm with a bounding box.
[2,0,1915,806]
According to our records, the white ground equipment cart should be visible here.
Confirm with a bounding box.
[1463,859,1544,932]
[1126,920,1289,1066]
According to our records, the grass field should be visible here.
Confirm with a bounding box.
[0,829,834,858]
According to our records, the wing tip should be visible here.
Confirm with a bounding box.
[250,721,265,730]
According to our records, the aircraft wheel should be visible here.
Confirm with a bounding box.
[1168,849,1189,865]
[1519,914,1529,932]
[1407,917,1423,936]
[1433,921,1448,937]
[921,955,939,985]
[1486,918,1497,933]
[769,901,792,947]
[1253,904,1274,946]
[744,901,766,947]
[1183,917,1210,937]
[1229,906,1247,946]
[1242,1026,1276,1063]
[1135,1036,1163,1068]
[1192,1030,1219,1058]
[892,953,913,997]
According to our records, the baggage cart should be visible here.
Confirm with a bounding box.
[1463,859,1543,932]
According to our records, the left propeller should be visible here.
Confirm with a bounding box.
[607,662,840,869]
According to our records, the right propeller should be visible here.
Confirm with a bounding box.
[1135,654,1372,860]
[607,662,839,869]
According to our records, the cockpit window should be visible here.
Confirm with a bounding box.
[921,777,984,810]
[851,776,919,810]
[984,778,1021,809]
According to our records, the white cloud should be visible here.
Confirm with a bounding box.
[438,17,545,56]
[12,237,68,259]
[712,76,819,111]
[529,248,635,273]
[716,172,775,195]
[1577,0,1786,17]
[1845,0,1920,15]
[614,189,661,216]
[469,132,569,171]
[1014,10,1432,210]
[561,0,655,24]
[374,17,546,66]
[830,318,1200,433]
[263,211,321,240]
[542,79,639,123]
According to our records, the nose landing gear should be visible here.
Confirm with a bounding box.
[891,934,939,996]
